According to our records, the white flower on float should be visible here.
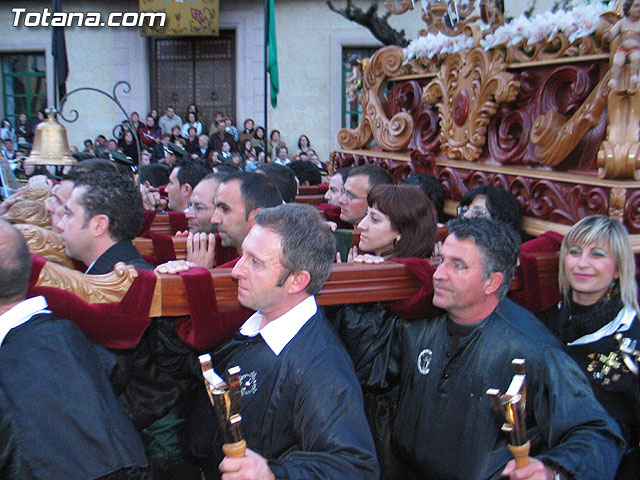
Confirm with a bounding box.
[404,1,613,62]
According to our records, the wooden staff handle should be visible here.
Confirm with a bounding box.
[508,441,530,469]
[223,439,247,458]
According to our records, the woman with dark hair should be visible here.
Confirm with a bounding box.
[539,215,639,479]
[458,184,525,241]
[148,109,159,129]
[296,134,311,156]
[240,139,254,160]
[251,126,266,153]
[186,103,204,125]
[334,183,438,480]
[185,126,199,155]
[181,111,203,139]
[128,111,142,135]
[354,184,437,260]
[170,125,182,145]
[119,130,139,166]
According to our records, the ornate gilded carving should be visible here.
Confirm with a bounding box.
[435,166,610,226]
[337,46,413,151]
[1,200,52,228]
[624,188,640,232]
[609,186,627,220]
[387,80,441,154]
[419,1,478,37]
[384,0,413,15]
[531,72,609,167]
[423,48,520,161]
[480,0,504,32]
[330,151,635,232]
[594,2,640,179]
[14,224,74,268]
[597,65,640,179]
[504,34,603,64]
[35,261,139,304]
[16,187,51,203]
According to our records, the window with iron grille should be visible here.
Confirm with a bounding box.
[341,47,377,129]
[1,52,47,128]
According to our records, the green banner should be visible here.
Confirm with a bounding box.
[267,0,279,107]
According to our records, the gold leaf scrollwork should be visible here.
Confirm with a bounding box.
[384,0,413,15]
[1,200,52,228]
[18,187,51,203]
[423,47,519,161]
[531,74,609,167]
[36,261,139,304]
[337,46,413,151]
[14,224,74,268]
[609,186,626,221]
[596,63,640,179]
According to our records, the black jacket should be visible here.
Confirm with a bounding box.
[190,309,379,479]
[335,298,625,480]
[0,312,148,479]
[86,240,152,275]
[539,296,640,477]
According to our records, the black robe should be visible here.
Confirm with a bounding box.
[189,309,379,480]
[0,312,148,479]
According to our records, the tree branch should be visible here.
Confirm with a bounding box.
[325,0,408,46]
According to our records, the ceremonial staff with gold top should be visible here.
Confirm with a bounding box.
[487,358,530,469]
[199,354,247,459]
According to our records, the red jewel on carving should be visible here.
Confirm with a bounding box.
[453,90,469,127]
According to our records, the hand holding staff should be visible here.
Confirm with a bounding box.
[199,354,247,458]
[487,358,530,468]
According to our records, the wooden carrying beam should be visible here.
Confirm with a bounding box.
[133,231,362,264]
[149,251,559,317]
[152,262,425,317]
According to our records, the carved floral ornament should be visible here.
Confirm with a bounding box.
[1,200,51,228]
[337,46,413,151]
[14,223,74,269]
[36,261,139,305]
[423,47,520,161]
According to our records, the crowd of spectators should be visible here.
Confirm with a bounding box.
[0,104,327,190]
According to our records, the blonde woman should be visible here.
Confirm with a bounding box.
[539,215,639,478]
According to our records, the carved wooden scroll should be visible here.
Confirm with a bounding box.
[16,187,51,203]
[423,47,519,161]
[1,200,52,228]
[384,0,413,15]
[420,1,479,37]
[337,46,413,151]
[15,223,74,268]
[35,261,138,304]
[531,74,609,167]
[597,66,640,179]
[609,186,626,220]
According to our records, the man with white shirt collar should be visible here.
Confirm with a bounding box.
[190,203,379,480]
[0,219,149,478]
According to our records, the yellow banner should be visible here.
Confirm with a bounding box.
[139,0,219,36]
